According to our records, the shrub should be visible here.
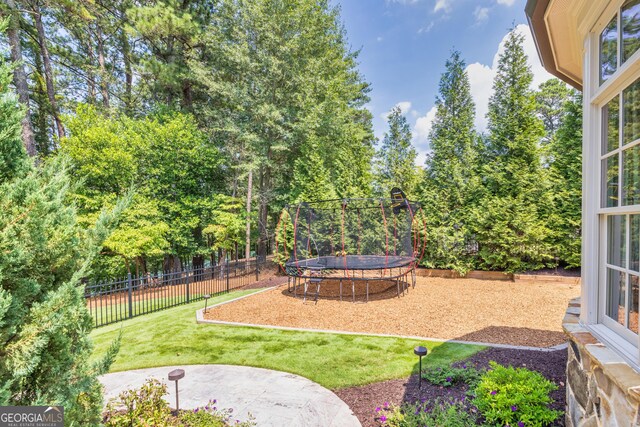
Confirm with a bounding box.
[472,361,562,426]
[103,379,256,427]
[422,363,484,388]
[104,378,174,426]
[180,400,255,427]
[375,398,478,427]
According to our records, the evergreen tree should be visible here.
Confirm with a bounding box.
[535,78,572,145]
[374,106,419,196]
[472,28,551,272]
[0,32,123,424]
[421,50,479,273]
[548,91,582,267]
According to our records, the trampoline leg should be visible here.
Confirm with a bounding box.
[396,279,400,298]
[303,280,308,303]
[294,277,297,298]
[315,282,320,305]
[339,280,343,302]
[287,276,291,293]
[352,280,355,303]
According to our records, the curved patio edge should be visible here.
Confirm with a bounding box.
[100,364,361,427]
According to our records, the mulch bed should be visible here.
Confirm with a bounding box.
[335,347,567,427]
[238,271,289,290]
[204,276,579,347]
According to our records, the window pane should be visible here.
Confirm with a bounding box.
[630,275,639,333]
[623,0,640,63]
[608,215,627,267]
[624,77,640,144]
[623,144,640,205]
[602,155,619,207]
[601,15,618,84]
[607,268,627,326]
[603,96,620,154]
[632,214,640,272]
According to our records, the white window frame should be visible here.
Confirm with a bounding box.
[583,0,640,369]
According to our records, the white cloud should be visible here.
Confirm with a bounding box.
[465,23,554,131]
[380,101,413,121]
[496,0,516,5]
[473,6,489,24]
[408,24,555,165]
[412,106,437,164]
[434,0,453,13]
[418,22,435,34]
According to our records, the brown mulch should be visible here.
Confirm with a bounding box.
[203,276,579,348]
[238,272,289,290]
[335,347,567,427]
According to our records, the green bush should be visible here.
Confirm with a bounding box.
[104,378,174,426]
[472,361,562,426]
[375,399,478,426]
[422,363,484,388]
[103,379,256,427]
[180,401,255,427]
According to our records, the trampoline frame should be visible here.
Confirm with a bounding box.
[277,195,427,303]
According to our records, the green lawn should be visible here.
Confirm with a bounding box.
[90,290,485,389]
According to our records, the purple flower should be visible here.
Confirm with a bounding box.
[383,402,389,409]
[446,376,452,382]
[511,405,518,412]
[518,422,525,427]
[375,407,381,413]
[490,390,497,395]
[462,363,467,369]
[380,415,387,423]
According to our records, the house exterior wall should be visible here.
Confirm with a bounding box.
[564,298,640,426]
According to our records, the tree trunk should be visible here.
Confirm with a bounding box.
[97,24,109,109]
[120,25,132,111]
[258,165,271,258]
[3,0,37,156]
[86,38,96,103]
[33,1,64,140]
[245,168,253,260]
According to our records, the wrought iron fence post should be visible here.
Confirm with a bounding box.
[226,260,230,292]
[127,272,133,319]
[255,258,259,281]
[186,267,191,303]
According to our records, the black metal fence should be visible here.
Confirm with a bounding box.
[85,258,268,328]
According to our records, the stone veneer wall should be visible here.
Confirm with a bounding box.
[563,298,640,426]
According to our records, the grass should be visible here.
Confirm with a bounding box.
[90,289,485,390]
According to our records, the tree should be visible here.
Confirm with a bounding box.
[62,105,224,276]
[535,79,572,141]
[0,33,123,423]
[421,50,479,273]
[547,91,582,267]
[472,28,550,272]
[374,106,419,196]
[0,1,36,156]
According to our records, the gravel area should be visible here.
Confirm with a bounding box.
[204,276,579,347]
[335,347,567,427]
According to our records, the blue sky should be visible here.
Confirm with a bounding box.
[335,0,554,164]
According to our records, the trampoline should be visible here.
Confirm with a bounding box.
[275,188,427,303]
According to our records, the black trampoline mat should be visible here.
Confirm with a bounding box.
[285,255,414,270]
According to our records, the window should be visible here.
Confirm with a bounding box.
[598,3,640,349]
[600,1,640,85]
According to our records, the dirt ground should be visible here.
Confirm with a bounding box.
[203,276,580,348]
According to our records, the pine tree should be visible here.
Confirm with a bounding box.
[374,106,419,196]
[421,50,479,272]
[473,28,551,272]
[0,35,123,423]
[548,91,582,267]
